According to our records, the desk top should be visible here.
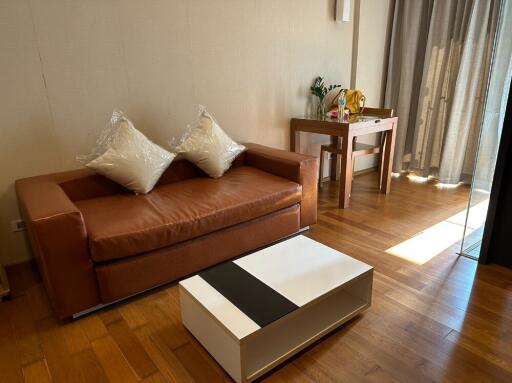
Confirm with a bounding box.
[291,114,397,137]
[293,114,387,125]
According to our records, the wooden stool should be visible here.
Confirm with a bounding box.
[318,107,394,189]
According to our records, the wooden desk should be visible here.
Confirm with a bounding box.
[290,115,398,208]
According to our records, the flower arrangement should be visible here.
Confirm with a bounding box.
[310,77,341,116]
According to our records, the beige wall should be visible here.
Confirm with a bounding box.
[0,0,391,265]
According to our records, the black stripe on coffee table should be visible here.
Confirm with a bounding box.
[199,261,299,328]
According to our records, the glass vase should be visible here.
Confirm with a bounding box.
[316,97,326,117]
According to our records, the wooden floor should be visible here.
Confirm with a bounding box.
[2,172,512,383]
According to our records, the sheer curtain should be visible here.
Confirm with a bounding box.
[472,0,512,191]
[385,0,501,184]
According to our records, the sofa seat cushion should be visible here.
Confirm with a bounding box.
[75,166,302,262]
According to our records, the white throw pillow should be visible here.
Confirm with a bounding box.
[176,107,245,178]
[78,110,175,194]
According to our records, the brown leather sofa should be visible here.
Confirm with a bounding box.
[15,143,318,319]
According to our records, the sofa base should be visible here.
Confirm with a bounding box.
[94,204,301,306]
[73,228,312,319]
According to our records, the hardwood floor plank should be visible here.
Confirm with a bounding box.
[135,326,194,383]
[263,362,318,383]
[91,335,139,383]
[301,331,397,383]
[8,294,43,366]
[107,318,158,379]
[25,284,52,321]
[142,371,170,383]
[137,295,189,351]
[79,315,108,342]
[287,353,342,383]
[36,317,81,382]
[0,301,23,382]
[99,308,123,326]
[119,301,149,330]
[22,359,52,383]
[173,342,226,383]
[71,349,109,383]
[340,330,437,383]
[61,319,91,355]
[445,329,512,374]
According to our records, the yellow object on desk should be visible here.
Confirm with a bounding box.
[331,89,366,114]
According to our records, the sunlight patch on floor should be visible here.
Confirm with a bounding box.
[385,200,489,265]
[404,173,463,189]
[436,182,463,189]
[407,174,430,183]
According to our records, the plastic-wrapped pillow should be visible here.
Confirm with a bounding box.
[77,110,175,194]
[175,106,245,178]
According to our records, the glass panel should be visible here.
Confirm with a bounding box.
[461,0,512,258]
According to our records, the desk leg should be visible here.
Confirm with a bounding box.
[329,136,340,181]
[380,122,396,194]
[339,132,353,208]
[290,126,300,153]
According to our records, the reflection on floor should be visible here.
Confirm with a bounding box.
[2,171,512,382]
[464,241,482,258]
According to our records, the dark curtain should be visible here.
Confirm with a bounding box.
[480,77,512,266]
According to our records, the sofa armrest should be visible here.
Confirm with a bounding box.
[244,143,318,227]
[15,178,100,319]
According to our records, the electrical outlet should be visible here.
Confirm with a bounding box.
[10,219,25,232]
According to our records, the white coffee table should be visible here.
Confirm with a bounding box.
[179,235,373,383]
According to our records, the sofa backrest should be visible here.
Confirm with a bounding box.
[59,152,247,202]
[59,174,128,202]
